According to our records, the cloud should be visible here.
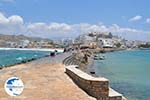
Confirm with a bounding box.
[8,15,24,24]
[146,18,150,24]
[0,12,24,35]
[129,15,142,22]
[0,12,150,40]
[0,12,9,23]
[27,22,73,38]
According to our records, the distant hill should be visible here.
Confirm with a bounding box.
[0,34,52,42]
[0,34,53,47]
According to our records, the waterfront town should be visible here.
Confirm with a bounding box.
[62,32,150,50]
[0,32,150,50]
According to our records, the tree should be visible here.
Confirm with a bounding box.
[115,43,121,48]
[138,43,150,48]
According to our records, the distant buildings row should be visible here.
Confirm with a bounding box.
[0,32,149,49]
[0,40,60,48]
[58,32,150,50]
[74,32,126,49]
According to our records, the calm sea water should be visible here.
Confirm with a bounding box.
[95,50,150,100]
[0,50,49,67]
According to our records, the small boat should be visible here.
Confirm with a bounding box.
[93,55,105,60]
[90,71,95,74]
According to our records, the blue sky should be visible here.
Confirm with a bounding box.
[0,0,150,40]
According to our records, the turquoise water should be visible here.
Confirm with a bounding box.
[95,50,150,100]
[0,50,50,67]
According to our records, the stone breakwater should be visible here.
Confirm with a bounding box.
[66,65,109,99]
[63,54,126,100]
[65,65,126,100]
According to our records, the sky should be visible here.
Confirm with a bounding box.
[0,0,150,41]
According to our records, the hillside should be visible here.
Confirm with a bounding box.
[0,34,51,42]
[0,34,54,48]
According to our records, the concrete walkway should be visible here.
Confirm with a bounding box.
[0,53,95,100]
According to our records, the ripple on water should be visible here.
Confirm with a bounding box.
[95,50,150,100]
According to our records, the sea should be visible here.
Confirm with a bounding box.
[94,50,150,100]
[0,50,50,67]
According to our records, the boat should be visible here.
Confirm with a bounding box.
[93,55,105,60]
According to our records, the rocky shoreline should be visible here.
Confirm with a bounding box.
[64,48,126,76]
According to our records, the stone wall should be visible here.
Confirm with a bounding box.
[65,65,125,100]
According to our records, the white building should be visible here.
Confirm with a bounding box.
[98,38,114,48]
[5,42,18,48]
[19,40,30,48]
[61,38,74,46]
[76,34,96,44]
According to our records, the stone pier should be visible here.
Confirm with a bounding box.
[65,65,126,100]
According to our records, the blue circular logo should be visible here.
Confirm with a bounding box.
[4,77,24,96]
